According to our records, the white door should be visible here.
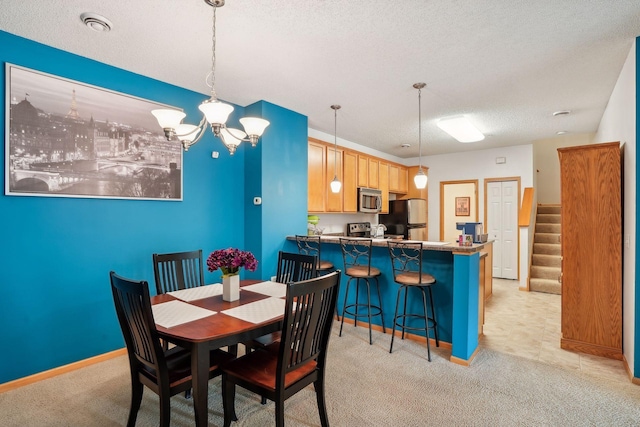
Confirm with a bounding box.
[487,180,518,279]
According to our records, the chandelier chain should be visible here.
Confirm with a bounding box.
[208,5,218,99]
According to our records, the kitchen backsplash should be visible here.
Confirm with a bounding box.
[311,213,379,235]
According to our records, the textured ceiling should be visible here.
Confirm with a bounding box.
[1,1,639,158]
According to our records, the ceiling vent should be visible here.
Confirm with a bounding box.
[80,13,113,32]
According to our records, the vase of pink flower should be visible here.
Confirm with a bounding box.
[207,248,258,301]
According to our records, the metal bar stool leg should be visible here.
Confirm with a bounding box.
[389,285,403,353]
[420,286,432,361]
[365,279,373,345]
[339,277,353,337]
[428,286,439,347]
[401,285,409,340]
[374,277,386,333]
[354,278,360,328]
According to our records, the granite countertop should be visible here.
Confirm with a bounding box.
[287,235,489,253]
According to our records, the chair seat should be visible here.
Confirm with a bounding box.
[395,271,436,286]
[318,260,334,271]
[224,344,317,391]
[345,265,381,278]
[140,347,235,386]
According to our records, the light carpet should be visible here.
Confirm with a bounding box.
[2,324,640,426]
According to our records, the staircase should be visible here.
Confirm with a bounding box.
[529,205,562,294]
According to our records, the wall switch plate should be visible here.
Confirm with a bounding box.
[496,157,506,164]
[253,196,262,205]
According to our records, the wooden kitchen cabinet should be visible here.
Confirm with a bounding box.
[368,158,379,189]
[343,151,358,212]
[326,146,343,212]
[378,162,389,214]
[558,142,622,360]
[389,164,409,194]
[357,155,369,188]
[308,140,326,212]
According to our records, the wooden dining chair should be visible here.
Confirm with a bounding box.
[152,249,205,294]
[222,270,341,427]
[109,271,234,427]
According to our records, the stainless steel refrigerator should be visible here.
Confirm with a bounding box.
[379,199,427,240]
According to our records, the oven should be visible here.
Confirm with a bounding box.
[347,222,372,238]
[358,188,382,213]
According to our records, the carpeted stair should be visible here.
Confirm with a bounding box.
[530,205,561,294]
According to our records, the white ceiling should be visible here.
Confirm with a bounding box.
[1,1,639,158]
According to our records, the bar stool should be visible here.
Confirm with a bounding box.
[387,241,439,361]
[339,238,386,345]
[295,235,334,276]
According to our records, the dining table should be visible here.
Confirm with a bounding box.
[151,279,288,427]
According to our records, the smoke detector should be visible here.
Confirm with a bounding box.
[80,13,113,32]
[400,143,411,148]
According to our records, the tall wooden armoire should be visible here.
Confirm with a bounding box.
[558,142,622,360]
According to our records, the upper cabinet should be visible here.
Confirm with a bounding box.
[308,138,411,213]
[326,146,343,212]
[343,151,358,212]
[308,140,326,212]
[389,164,408,194]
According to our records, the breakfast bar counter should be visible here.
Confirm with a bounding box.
[283,236,491,365]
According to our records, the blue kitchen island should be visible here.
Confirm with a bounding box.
[283,236,491,365]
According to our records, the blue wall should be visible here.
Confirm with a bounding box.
[244,101,308,280]
[0,31,307,383]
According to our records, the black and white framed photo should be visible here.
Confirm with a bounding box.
[5,64,183,200]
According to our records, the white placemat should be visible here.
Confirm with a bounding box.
[167,283,223,301]
[241,281,287,298]
[152,300,216,328]
[221,297,286,324]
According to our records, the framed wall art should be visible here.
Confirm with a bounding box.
[455,196,470,216]
[5,63,183,200]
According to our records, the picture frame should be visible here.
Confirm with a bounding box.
[455,196,470,216]
[5,63,183,200]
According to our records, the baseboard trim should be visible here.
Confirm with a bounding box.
[450,346,480,366]
[622,354,640,385]
[0,348,126,394]
[339,316,453,350]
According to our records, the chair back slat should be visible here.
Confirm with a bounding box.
[152,250,205,294]
[339,238,374,274]
[110,271,166,372]
[277,271,341,384]
[275,251,317,284]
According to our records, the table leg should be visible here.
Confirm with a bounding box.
[192,343,209,426]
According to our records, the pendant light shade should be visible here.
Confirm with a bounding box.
[330,105,341,194]
[413,83,428,190]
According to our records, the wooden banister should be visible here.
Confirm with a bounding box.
[518,187,534,227]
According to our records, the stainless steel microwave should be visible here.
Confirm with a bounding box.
[358,188,382,213]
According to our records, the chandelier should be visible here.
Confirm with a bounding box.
[413,83,428,189]
[151,0,269,155]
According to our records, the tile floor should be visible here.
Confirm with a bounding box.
[481,278,631,384]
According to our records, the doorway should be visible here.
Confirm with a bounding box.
[485,178,520,280]
[439,180,478,242]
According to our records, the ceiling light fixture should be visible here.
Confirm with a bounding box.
[151,0,269,155]
[80,13,112,32]
[553,110,571,116]
[330,105,342,194]
[413,83,428,190]
[437,116,485,143]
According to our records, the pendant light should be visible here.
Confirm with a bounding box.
[330,105,342,193]
[413,83,428,189]
[151,0,269,155]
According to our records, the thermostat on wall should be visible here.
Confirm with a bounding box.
[253,197,262,205]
